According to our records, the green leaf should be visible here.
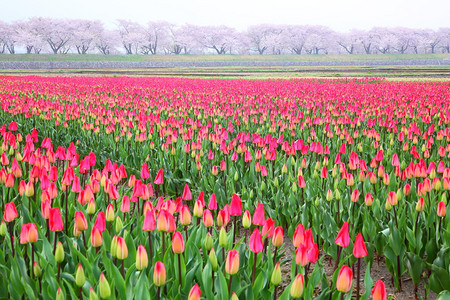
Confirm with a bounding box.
[134,273,150,300]
[361,262,373,300]
[405,252,423,286]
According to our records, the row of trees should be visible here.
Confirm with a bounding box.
[0,18,449,55]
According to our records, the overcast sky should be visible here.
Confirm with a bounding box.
[2,0,449,32]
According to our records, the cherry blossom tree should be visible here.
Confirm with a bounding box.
[303,25,335,54]
[0,21,18,54]
[14,20,45,53]
[141,21,171,55]
[439,28,450,53]
[335,30,361,54]
[164,24,200,54]
[246,24,279,54]
[26,17,74,54]
[280,25,308,54]
[193,25,239,54]
[116,19,144,54]
[71,20,104,54]
[95,29,119,55]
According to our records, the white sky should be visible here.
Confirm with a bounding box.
[1,0,449,32]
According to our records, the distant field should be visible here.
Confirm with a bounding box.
[0,53,449,62]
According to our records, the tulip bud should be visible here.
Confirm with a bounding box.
[292,182,298,193]
[416,197,425,212]
[91,226,103,248]
[441,192,447,205]
[385,199,392,211]
[242,210,252,228]
[110,235,117,257]
[75,264,86,287]
[153,261,166,287]
[437,201,447,217]
[203,209,214,227]
[115,216,124,233]
[99,273,111,299]
[271,262,282,286]
[87,198,96,215]
[172,231,185,254]
[25,181,35,197]
[116,236,128,260]
[55,241,65,263]
[136,245,148,270]
[334,189,341,200]
[56,287,64,300]
[272,226,284,247]
[0,220,6,237]
[336,265,353,293]
[225,249,239,275]
[193,200,203,218]
[365,193,373,206]
[372,280,387,300]
[219,227,228,248]
[204,232,213,251]
[209,248,218,271]
[230,292,239,300]
[75,211,88,232]
[290,274,304,298]
[326,189,333,201]
[188,284,201,300]
[282,163,288,174]
[105,203,115,222]
[33,261,42,278]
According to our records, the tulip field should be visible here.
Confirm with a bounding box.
[0,76,449,299]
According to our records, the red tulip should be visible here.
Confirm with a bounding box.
[249,228,263,253]
[120,195,130,213]
[20,223,38,244]
[298,175,306,188]
[154,168,164,185]
[261,218,275,238]
[182,184,192,201]
[208,193,217,211]
[94,211,106,232]
[202,209,214,227]
[295,245,309,267]
[293,224,305,248]
[140,163,150,180]
[90,225,103,247]
[230,194,242,216]
[49,207,64,232]
[75,211,88,231]
[437,201,447,217]
[307,242,319,263]
[351,189,360,203]
[336,265,353,293]
[142,209,156,231]
[372,280,387,300]
[4,202,18,222]
[335,222,349,248]
[353,233,368,258]
[252,203,265,226]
